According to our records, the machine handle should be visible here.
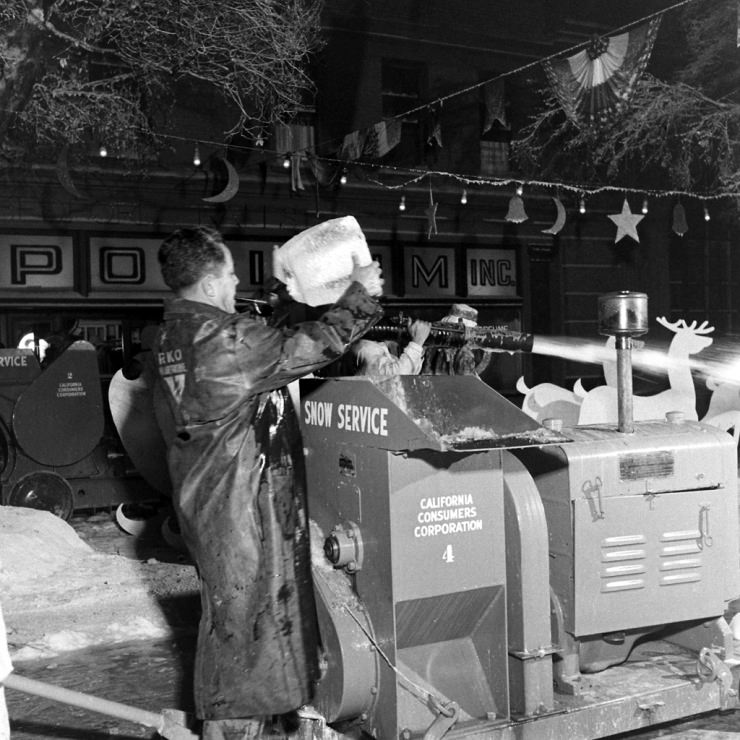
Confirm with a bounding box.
[509,644,561,660]
[421,700,459,740]
[581,477,605,520]
[699,504,713,548]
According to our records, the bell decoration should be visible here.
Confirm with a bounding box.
[505,195,528,223]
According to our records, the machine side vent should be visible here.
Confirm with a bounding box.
[600,535,647,592]
[619,450,674,481]
[658,529,703,586]
[395,587,497,649]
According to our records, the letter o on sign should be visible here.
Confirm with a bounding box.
[100,247,145,284]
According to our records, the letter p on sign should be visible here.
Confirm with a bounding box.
[11,245,62,285]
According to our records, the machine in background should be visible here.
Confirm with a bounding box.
[0,340,160,519]
[299,291,740,739]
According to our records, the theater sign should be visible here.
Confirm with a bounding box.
[0,233,519,302]
[3,234,76,290]
[0,234,277,301]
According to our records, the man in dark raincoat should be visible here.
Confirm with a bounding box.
[152,226,383,739]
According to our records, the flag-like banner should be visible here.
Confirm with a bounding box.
[364,119,403,158]
[339,119,402,161]
[542,16,662,127]
[482,79,509,134]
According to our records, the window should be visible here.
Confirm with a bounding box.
[480,141,510,176]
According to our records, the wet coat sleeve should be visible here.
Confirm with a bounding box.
[234,281,382,394]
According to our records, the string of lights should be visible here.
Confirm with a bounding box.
[154,0,727,207]
[5,0,731,212]
[31,115,735,213]
[163,132,740,204]
[342,0,701,138]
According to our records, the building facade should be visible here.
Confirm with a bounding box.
[0,0,734,396]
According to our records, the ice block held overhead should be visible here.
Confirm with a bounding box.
[272,216,373,306]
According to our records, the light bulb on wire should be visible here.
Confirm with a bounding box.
[460,189,467,205]
[282,154,291,169]
[399,196,406,212]
[641,198,649,215]
[99,144,108,158]
[516,183,524,197]
[579,195,586,214]
[193,143,201,167]
[339,170,348,185]
[704,205,711,222]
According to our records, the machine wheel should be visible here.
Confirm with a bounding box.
[7,471,74,521]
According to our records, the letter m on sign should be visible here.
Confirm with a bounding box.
[404,247,456,297]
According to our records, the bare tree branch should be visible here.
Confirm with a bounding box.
[0,0,324,163]
[511,0,740,198]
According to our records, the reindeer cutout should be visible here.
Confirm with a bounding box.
[517,335,644,425]
[576,317,714,425]
[517,317,717,429]
[516,376,582,426]
[701,376,740,442]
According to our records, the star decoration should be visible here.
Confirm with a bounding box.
[425,185,438,238]
[608,199,644,243]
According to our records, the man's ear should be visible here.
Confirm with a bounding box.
[201,274,216,297]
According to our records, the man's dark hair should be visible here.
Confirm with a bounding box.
[158,226,227,290]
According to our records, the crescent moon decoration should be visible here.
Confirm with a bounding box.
[202,157,240,203]
[541,196,567,235]
[56,145,90,200]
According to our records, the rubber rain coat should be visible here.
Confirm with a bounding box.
[152,282,382,721]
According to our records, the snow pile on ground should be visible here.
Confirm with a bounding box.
[0,506,93,584]
[0,507,198,662]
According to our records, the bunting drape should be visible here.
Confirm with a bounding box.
[542,16,662,127]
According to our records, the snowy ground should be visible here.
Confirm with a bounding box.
[0,506,199,662]
[4,507,740,739]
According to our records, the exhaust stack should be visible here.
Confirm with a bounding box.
[597,291,648,434]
